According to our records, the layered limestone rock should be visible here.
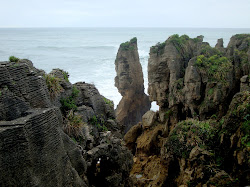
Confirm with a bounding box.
[126,34,250,186]
[226,34,250,83]
[0,60,133,187]
[0,108,86,187]
[148,34,250,122]
[115,37,151,133]
[0,60,51,121]
[127,91,250,187]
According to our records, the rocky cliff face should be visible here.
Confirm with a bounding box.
[125,34,250,186]
[115,37,151,133]
[148,34,250,122]
[0,60,133,187]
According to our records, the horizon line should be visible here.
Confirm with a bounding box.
[0,26,250,29]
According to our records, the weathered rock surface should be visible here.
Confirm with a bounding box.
[0,60,133,187]
[0,60,52,121]
[115,37,151,133]
[126,34,250,186]
[148,34,249,122]
[0,108,86,187]
[240,75,250,93]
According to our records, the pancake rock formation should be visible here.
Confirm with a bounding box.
[0,60,133,187]
[125,34,250,186]
[115,37,151,133]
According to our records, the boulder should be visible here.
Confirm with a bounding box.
[142,110,156,129]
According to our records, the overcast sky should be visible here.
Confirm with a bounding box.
[0,0,249,28]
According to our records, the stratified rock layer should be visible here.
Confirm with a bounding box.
[115,38,151,133]
[148,34,250,121]
[126,34,250,186]
[0,108,86,187]
[0,60,133,187]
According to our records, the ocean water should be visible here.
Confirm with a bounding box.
[0,28,250,109]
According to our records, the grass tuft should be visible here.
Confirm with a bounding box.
[9,56,19,62]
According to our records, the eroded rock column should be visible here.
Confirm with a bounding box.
[115,37,151,133]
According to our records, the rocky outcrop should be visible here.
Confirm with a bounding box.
[0,60,51,121]
[115,37,151,133]
[215,38,226,53]
[148,34,250,122]
[0,108,86,187]
[128,90,250,187]
[125,34,250,186]
[241,75,250,92]
[0,60,133,186]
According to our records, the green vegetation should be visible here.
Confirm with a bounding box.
[199,45,221,57]
[208,88,214,96]
[103,97,114,108]
[9,56,19,62]
[72,85,80,98]
[64,110,85,138]
[241,135,250,147]
[166,119,216,158]
[62,70,69,82]
[192,37,200,43]
[169,34,189,44]
[60,86,80,114]
[60,86,85,140]
[221,91,250,148]
[71,137,78,144]
[151,42,166,55]
[151,34,203,55]
[210,114,217,119]
[234,34,250,40]
[120,37,137,51]
[0,91,1,96]
[168,34,190,53]
[130,37,137,44]
[44,74,63,98]
[60,97,77,113]
[90,115,108,132]
[195,55,232,82]
[234,49,248,64]
[165,110,173,119]
[164,91,249,184]
[236,94,250,148]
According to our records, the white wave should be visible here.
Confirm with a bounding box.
[151,101,159,111]
[138,49,149,58]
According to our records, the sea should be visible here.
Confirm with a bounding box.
[0,28,250,110]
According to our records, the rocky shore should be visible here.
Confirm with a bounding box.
[125,34,250,186]
[0,33,249,187]
[0,60,133,186]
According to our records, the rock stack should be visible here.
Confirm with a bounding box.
[115,37,151,133]
[115,38,151,133]
[126,34,250,186]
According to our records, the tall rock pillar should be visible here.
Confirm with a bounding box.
[115,37,151,133]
